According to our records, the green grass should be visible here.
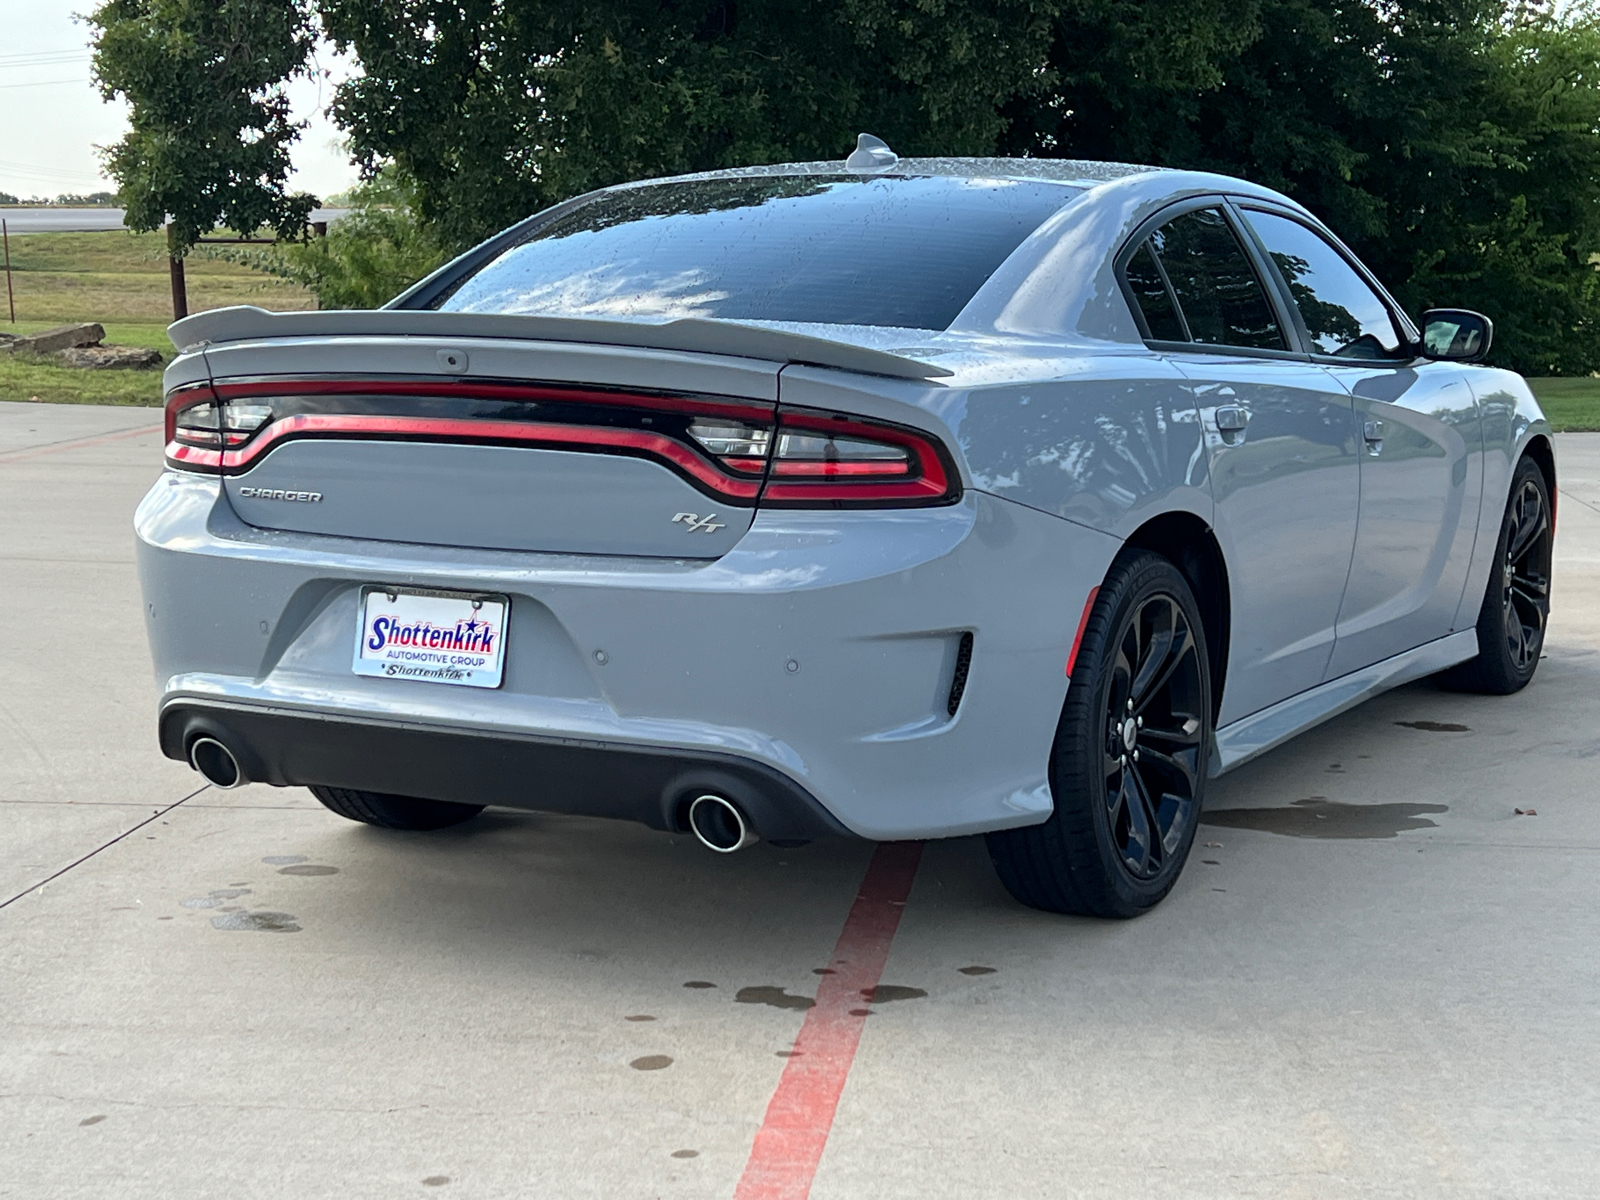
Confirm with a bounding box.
[1,228,314,406]
[1526,378,1600,432]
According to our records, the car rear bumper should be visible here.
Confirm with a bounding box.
[136,471,1119,840]
[160,699,850,841]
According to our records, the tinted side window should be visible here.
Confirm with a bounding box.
[1124,243,1186,341]
[1148,208,1285,350]
[1244,210,1405,359]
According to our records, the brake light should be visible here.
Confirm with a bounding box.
[760,410,955,505]
[161,379,959,508]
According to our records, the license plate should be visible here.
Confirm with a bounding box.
[353,586,509,689]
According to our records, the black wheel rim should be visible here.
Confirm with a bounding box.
[1501,476,1552,672]
[1102,593,1206,881]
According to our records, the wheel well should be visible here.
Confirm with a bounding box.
[1523,435,1557,520]
[1123,513,1230,721]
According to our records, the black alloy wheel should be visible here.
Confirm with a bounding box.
[1101,593,1207,882]
[988,550,1211,918]
[1442,456,1553,695]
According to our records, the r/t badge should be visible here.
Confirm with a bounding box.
[672,512,725,533]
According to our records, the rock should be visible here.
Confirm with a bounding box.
[10,323,105,355]
[54,344,163,370]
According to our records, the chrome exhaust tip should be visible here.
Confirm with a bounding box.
[188,736,245,789]
[687,794,759,853]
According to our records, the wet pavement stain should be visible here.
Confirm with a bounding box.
[683,981,717,989]
[864,985,927,1004]
[1396,720,1471,732]
[736,986,815,1011]
[79,1115,105,1127]
[278,864,339,876]
[630,1055,673,1071]
[211,911,301,933]
[180,888,251,909]
[671,1150,700,1159]
[261,855,307,865]
[1203,797,1448,839]
[957,966,996,976]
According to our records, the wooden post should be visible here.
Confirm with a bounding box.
[2,218,14,325]
[167,223,188,320]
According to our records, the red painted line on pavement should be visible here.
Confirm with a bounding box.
[0,423,159,465]
[734,840,924,1200]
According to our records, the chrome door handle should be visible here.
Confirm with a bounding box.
[1215,406,1250,433]
[1363,419,1384,455]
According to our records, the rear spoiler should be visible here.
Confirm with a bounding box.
[168,306,954,381]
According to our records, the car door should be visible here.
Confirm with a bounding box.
[1120,202,1362,726]
[1237,206,1482,677]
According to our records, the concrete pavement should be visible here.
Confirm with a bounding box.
[2,400,1597,1198]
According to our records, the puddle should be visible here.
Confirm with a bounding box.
[1396,720,1471,732]
[211,910,301,933]
[261,855,307,865]
[277,864,339,876]
[1203,797,1447,839]
[736,986,815,1011]
[957,966,996,976]
[863,985,926,1004]
[630,1055,673,1071]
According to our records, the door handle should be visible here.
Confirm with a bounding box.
[1363,419,1384,455]
[1215,406,1250,434]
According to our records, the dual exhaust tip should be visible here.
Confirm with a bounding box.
[188,736,245,790]
[686,793,759,854]
[187,739,759,852]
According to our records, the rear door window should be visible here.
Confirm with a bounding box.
[1133,207,1286,351]
[1243,210,1407,359]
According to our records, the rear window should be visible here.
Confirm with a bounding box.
[435,175,1078,330]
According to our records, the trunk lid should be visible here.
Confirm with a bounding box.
[199,331,785,558]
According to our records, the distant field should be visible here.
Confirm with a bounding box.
[1,228,310,405]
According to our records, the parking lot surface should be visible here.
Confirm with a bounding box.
[3,399,1598,1199]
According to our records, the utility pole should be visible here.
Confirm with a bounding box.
[167,222,188,320]
[2,218,14,324]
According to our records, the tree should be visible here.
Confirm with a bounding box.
[90,0,321,317]
[318,0,1057,252]
[222,168,449,309]
[1006,0,1600,375]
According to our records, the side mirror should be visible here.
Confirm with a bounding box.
[1419,309,1493,362]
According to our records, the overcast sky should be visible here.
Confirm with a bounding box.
[1,0,361,202]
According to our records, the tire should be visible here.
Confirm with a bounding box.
[309,786,485,831]
[1439,456,1553,695]
[987,550,1212,918]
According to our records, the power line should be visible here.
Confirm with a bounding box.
[0,77,93,90]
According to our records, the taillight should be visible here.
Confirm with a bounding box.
[161,379,959,508]
[760,410,956,505]
[165,388,276,471]
[686,419,772,475]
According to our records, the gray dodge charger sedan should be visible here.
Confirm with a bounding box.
[138,137,1555,917]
